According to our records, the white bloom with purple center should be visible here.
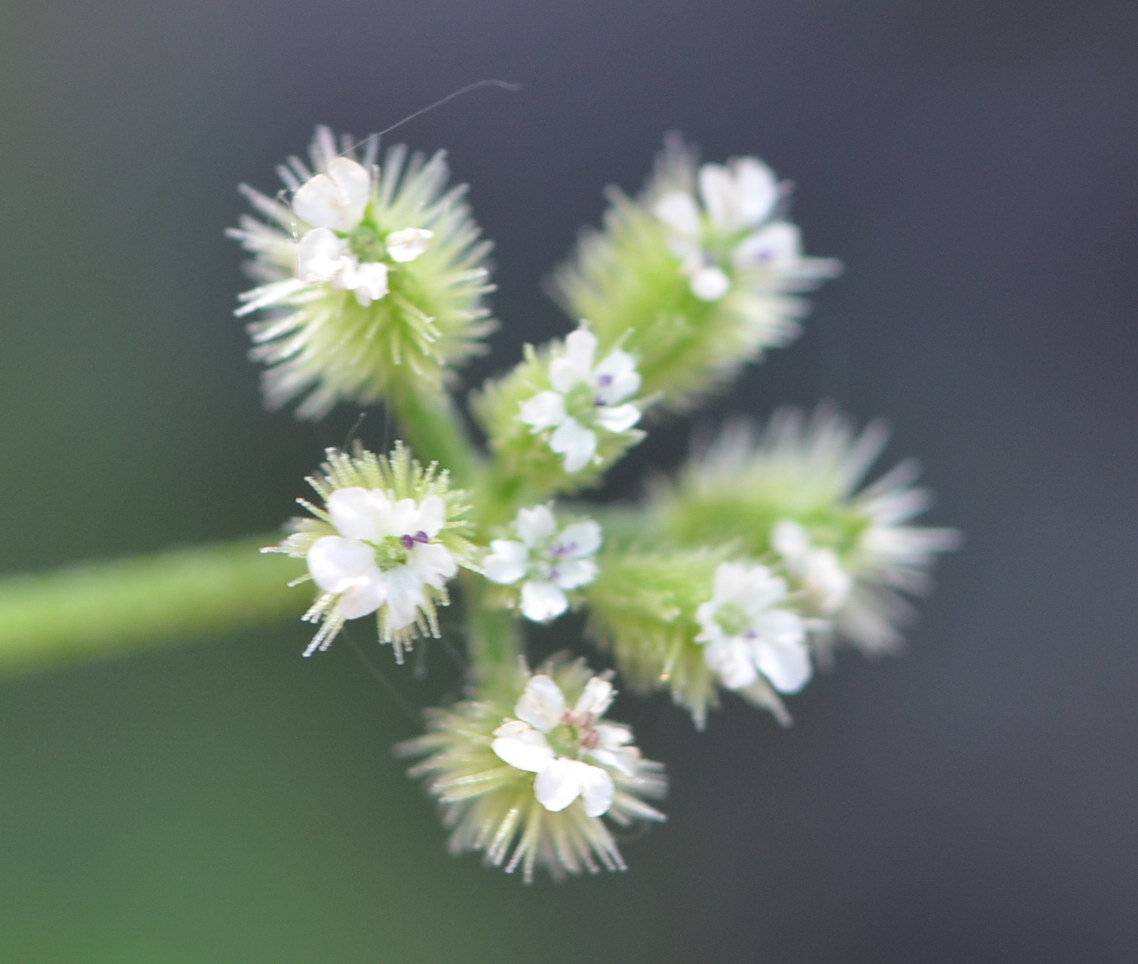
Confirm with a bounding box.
[305,486,458,654]
[695,562,811,693]
[491,674,640,817]
[519,327,641,472]
[654,156,837,302]
[483,505,601,622]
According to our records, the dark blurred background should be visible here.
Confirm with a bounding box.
[1,1,1135,961]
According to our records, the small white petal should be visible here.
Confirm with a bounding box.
[520,391,566,431]
[327,487,389,541]
[387,497,422,537]
[554,329,599,388]
[515,675,566,731]
[588,743,640,777]
[350,261,389,305]
[516,505,557,546]
[550,557,596,591]
[733,222,802,272]
[653,191,701,236]
[703,637,759,690]
[593,349,641,404]
[534,758,587,813]
[386,227,433,263]
[576,763,615,817]
[750,607,806,648]
[550,418,596,472]
[292,156,370,232]
[732,157,779,226]
[338,578,387,619]
[416,496,448,538]
[382,567,426,630]
[595,403,641,434]
[307,536,378,592]
[483,540,528,585]
[520,580,569,622]
[574,677,614,717]
[754,639,813,694]
[408,542,457,587]
[698,163,737,233]
[295,228,350,283]
[554,520,602,558]
[491,721,556,773]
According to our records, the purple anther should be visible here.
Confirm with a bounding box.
[400,534,416,550]
[550,541,576,557]
[413,530,430,544]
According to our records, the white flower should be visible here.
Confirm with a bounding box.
[695,562,811,694]
[286,162,433,307]
[491,674,640,817]
[654,156,838,302]
[519,327,641,472]
[772,518,853,615]
[400,658,666,882]
[483,505,601,622]
[267,445,477,660]
[305,487,457,654]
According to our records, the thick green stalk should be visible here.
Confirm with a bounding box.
[460,572,521,686]
[389,385,482,489]
[0,537,300,677]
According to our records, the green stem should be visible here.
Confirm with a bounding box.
[460,571,521,685]
[0,536,301,677]
[389,385,482,489]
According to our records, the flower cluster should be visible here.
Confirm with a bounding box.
[552,136,839,410]
[400,659,666,883]
[247,128,956,881]
[648,408,961,658]
[653,156,836,303]
[230,127,494,418]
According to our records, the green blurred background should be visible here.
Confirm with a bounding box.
[2,1,1135,961]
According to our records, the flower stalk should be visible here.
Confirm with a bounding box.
[0,538,299,676]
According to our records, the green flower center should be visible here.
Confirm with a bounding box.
[546,722,584,760]
[365,530,429,571]
[346,223,388,263]
[564,382,600,426]
[715,602,752,638]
